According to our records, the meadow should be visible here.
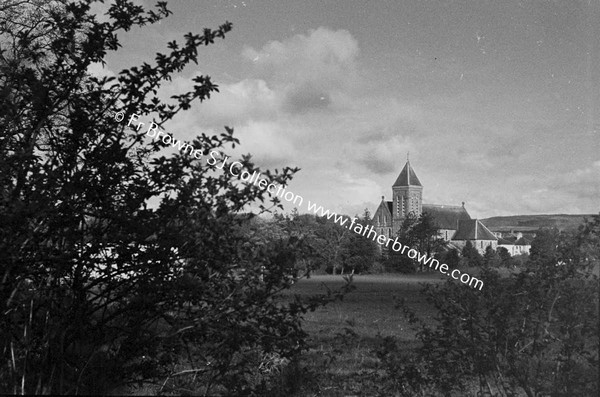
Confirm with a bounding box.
[284,273,448,396]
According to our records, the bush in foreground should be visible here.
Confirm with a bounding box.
[389,215,599,396]
[0,1,342,394]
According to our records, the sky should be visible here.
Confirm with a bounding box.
[95,0,600,218]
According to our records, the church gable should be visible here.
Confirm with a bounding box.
[373,199,394,238]
[373,199,392,226]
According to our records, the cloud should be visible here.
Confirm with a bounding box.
[150,26,596,218]
[359,133,413,174]
[551,161,600,202]
[283,83,331,114]
[231,120,298,168]
[243,27,359,114]
[87,62,117,81]
[200,78,281,126]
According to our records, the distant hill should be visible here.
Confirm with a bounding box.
[481,214,596,232]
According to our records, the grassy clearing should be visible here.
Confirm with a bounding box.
[293,273,444,338]
[284,273,445,396]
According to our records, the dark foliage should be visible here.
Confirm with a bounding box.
[0,1,343,394]
[386,211,444,273]
[339,210,379,274]
[275,210,378,275]
[497,246,514,267]
[461,240,483,267]
[391,215,600,396]
[435,248,460,270]
[482,245,501,267]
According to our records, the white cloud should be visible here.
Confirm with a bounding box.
[87,62,116,79]
[243,27,360,114]
[232,120,297,168]
[199,79,282,126]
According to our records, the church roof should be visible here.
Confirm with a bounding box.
[422,204,471,230]
[453,219,498,241]
[393,161,422,187]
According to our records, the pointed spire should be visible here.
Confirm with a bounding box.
[393,158,422,187]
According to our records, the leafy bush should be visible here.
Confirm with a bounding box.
[383,253,418,273]
[374,336,437,396]
[392,215,600,396]
[0,1,343,394]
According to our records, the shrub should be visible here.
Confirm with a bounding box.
[0,1,344,394]
[383,253,417,273]
[393,215,600,396]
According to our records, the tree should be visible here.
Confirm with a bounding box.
[385,212,419,272]
[0,1,341,394]
[461,241,483,267]
[438,248,460,270]
[411,211,445,260]
[276,212,324,276]
[497,246,513,268]
[361,207,372,223]
[277,210,378,275]
[311,215,350,274]
[529,228,560,266]
[386,211,444,273]
[339,211,378,274]
[482,245,500,267]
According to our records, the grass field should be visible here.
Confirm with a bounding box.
[283,273,447,396]
[292,273,444,338]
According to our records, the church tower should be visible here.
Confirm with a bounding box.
[391,157,423,227]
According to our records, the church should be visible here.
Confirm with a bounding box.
[373,158,497,254]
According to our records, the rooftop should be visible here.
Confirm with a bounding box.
[453,219,498,241]
[423,204,472,230]
[393,160,422,187]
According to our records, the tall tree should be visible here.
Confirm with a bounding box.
[461,240,483,267]
[411,211,445,271]
[529,228,561,266]
[390,211,444,272]
[339,211,378,274]
[483,245,500,267]
[313,215,351,274]
[0,1,339,394]
[497,246,514,268]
